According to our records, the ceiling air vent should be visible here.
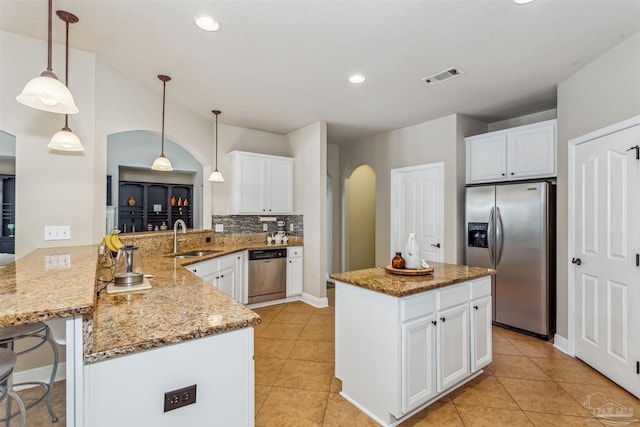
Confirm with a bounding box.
[422,67,464,85]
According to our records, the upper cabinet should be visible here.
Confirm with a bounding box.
[466,119,556,184]
[228,151,294,214]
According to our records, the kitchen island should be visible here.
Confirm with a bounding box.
[331,262,495,427]
[0,244,261,427]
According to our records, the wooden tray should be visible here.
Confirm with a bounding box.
[385,265,434,276]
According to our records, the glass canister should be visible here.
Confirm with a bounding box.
[392,252,405,269]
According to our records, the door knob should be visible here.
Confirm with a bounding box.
[431,243,441,248]
[571,258,582,266]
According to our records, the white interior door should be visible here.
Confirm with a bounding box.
[571,119,640,397]
[391,163,444,263]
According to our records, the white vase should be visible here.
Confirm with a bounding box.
[404,233,422,269]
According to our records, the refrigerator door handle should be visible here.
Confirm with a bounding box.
[495,206,504,266]
[487,207,495,265]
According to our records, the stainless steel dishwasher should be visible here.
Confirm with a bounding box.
[248,249,287,304]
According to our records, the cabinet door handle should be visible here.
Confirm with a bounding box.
[221,275,224,278]
[440,317,446,322]
[474,305,479,310]
[510,172,515,175]
[501,173,505,176]
[193,269,197,273]
[431,243,440,248]
[431,320,437,326]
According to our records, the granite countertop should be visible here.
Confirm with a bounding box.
[0,246,97,327]
[85,254,260,363]
[330,262,495,297]
[0,240,303,363]
[85,240,302,363]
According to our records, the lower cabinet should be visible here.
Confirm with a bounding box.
[471,295,492,371]
[286,246,303,297]
[336,276,492,426]
[186,252,247,302]
[401,314,437,413]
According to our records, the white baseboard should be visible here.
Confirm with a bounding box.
[301,293,329,308]
[14,363,66,390]
[553,334,571,356]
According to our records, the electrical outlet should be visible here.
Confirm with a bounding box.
[205,236,211,243]
[263,223,268,231]
[215,224,224,232]
[290,223,294,232]
[58,226,70,240]
[44,225,71,241]
[164,384,197,412]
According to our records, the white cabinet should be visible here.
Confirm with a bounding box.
[286,246,303,296]
[336,276,493,425]
[466,119,556,184]
[436,303,470,391]
[401,314,437,413]
[228,151,294,214]
[234,251,247,304]
[186,253,244,301]
[470,295,492,371]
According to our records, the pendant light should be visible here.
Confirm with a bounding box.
[48,10,83,152]
[16,0,79,114]
[208,110,224,183]
[151,75,173,171]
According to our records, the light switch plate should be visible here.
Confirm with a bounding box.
[263,223,268,231]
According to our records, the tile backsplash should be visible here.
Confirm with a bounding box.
[212,215,303,236]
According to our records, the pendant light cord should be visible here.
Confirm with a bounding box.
[215,113,218,170]
[47,0,53,72]
[64,15,69,128]
[161,80,166,156]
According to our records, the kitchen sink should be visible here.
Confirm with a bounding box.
[168,250,224,259]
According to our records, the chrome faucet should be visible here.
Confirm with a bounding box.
[173,219,187,253]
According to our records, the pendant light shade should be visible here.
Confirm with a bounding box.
[208,110,224,183]
[49,127,83,151]
[49,10,83,152]
[151,154,173,171]
[151,75,173,171]
[16,0,78,114]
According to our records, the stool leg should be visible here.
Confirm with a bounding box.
[6,390,26,427]
[44,331,59,423]
[4,388,10,427]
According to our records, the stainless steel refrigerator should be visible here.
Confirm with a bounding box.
[465,181,555,339]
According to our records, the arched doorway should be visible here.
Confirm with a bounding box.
[344,165,376,271]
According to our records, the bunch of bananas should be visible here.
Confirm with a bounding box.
[104,229,124,253]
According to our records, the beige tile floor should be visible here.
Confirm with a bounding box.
[4,286,639,426]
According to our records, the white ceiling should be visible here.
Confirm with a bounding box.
[1,0,639,145]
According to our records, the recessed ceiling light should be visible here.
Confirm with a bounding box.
[513,0,536,4]
[195,15,220,32]
[349,74,366,84]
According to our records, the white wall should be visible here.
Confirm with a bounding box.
[1,31,96,257]
[340,114,486,267]
[327,144,341,274]
[555,31,640,339]
[288,122,327,303]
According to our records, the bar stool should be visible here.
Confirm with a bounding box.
[0,323,58,423]
[0,348,26,427]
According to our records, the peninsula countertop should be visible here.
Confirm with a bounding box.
[330,262,495,297]
[0,246,98,327]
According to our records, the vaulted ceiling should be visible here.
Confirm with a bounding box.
[2,1,639,144]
